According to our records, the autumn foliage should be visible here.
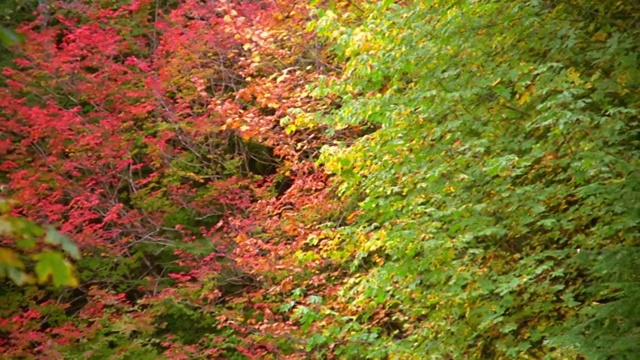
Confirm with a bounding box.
[1,0,639,359]
[0,0,344,357]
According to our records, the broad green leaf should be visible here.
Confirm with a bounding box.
[44,227,81,260]
[33,251,79,287]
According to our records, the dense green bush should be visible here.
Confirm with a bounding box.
[313,0,639,358]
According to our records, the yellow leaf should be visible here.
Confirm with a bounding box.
[518,84,535,105]
[0,247,24,269]
[567,68,582,85]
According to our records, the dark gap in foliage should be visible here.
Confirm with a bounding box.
[226,131,280,176]
[274,175,293,198]
[63,287,89,316]
[216,265,259,298]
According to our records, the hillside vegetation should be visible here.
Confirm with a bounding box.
[1,0,638,358]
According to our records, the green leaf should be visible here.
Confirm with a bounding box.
[0,26,22,46]
[7,266,32,285]
[33,251,79,287]
[44,227,81,260]
[501,322,518,334]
